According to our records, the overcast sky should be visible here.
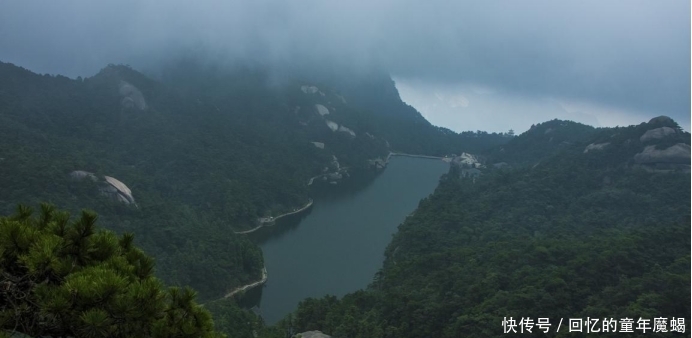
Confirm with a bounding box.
[1,0,689,132]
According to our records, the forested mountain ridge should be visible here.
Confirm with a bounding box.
[0,60,509,305]
[268,117,690,338]
[484,119,597,166]
[484,116,690,170]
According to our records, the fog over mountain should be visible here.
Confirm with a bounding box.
[1,0,689,132]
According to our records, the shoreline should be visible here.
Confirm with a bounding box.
[227,153,447,304]
[234,199,314,235]
[222,153,450,310]
[223,266,268,299]
[386,151,450,162]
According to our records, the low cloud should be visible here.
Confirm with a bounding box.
[0,0,688,129]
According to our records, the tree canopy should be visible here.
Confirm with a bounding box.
[0,204,223,338]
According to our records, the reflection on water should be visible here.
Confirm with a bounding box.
[238,157,450,325]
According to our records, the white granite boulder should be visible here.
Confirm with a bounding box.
[640,127,677,142]
[583,142,610,153]
[315,104,330,116]
[634,143,690,164]
[119,80,146,110]
[70,171,136,205]
[325,120,339,131]
[295,331,331,338]
[338,125,356,137]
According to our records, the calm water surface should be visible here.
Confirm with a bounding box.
[250,156,449,324]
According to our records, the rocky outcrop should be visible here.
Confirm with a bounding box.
[640,126,677,142]
[315,104,330,116]
[70,170,97,181]
[583,142,610,153]
[452,153,482,168]
[311,142,325,149]
[118,80,146,110]
[634,143,690,164]
[338,125,356,137]
[325,120,339,131]
[295,331,331,338]
[70,171,136,205]
[301,85,319,94]
[103,176,136,204]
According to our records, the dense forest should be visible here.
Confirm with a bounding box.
[263,117,690,338]
[0,60,512,335]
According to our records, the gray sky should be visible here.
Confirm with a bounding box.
[1,0,689,132]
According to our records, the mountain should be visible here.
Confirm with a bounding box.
[0,60,509,305]
[4,58,687,338]
[268,117,690,338]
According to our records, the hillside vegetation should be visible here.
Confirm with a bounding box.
[266,117,690,338]
[0,61,508,308]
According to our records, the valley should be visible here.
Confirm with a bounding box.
[0,61,689,338]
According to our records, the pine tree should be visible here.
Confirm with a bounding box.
[0,204,224,337]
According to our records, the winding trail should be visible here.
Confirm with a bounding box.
[223,267,268,299]
[234,199,314,235]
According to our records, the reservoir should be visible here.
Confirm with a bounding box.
[249,156,449,324]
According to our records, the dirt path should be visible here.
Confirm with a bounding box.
[223,267,268,299]
[233,199,314,235]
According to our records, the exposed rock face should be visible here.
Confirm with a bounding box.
[296,331,331,338]
[315,104,330,116]
[640,127,677,142]
[70,171,136,205]
[103,176,135,204]
[311,142,325,149]
[301,85,319,94]
[634,143,691,164]
[338,125,356,137]
[70,170,97,181]
[325,120,339,131]
[118,81,146,110]
[452,153,482,168]
[584,142,610,153]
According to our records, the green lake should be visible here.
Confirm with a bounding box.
[247,156,450,324]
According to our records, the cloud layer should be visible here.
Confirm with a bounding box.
[1,0,689,129]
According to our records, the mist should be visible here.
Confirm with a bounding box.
[1,0,689,131]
